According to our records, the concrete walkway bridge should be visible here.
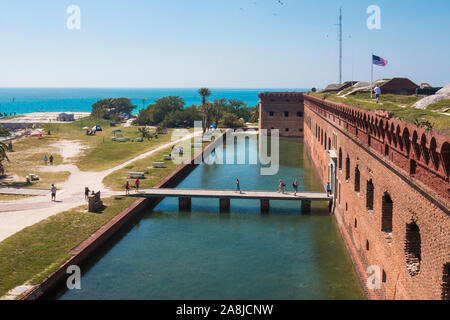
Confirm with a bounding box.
[128,188,331,213]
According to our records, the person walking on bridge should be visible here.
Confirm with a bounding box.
[293,178,299,196]
[278,180,286,194]
[326,182,331,196]
[235,179,241,194]
[135,178,140,193]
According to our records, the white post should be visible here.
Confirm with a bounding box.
[370,54,373,99]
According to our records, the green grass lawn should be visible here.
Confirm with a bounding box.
[309,92,450,136]
[40,118,184,171]
[0,194,34,201]
[0,196,136,298]
[426,99,450,111]
[2,136,70,189]
[103,141,208,191]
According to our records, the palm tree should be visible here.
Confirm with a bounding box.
[141,98,148,110]
[212,99,226,127]
[0,141,9,163]
[138,127,152,140]
[198,88,212,132]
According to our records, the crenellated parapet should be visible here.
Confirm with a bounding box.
[258,92,304,103]
[303,94,450,201]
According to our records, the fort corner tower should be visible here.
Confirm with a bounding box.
[258,92,305,137]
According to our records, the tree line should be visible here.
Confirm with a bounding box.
[133,88,258,130]
[90,89,259,130]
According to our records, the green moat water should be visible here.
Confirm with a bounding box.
[56,137,365,299]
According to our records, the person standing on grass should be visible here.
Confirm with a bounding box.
[51,184,56,201]
[85,187,90,200]
[374,86,381,103]
[293,178,299,196]
[135,178,140,192]
[44,155,48,165]
[235,179,241,194]
[125,180,130,195]
[49,154,54,165]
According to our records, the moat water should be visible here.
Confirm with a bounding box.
[55,137,365,299]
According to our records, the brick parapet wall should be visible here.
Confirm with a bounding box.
[303,94,449,202]
[303,96,450,300]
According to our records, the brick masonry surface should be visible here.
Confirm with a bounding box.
[258,92,305,137]
[303,94,449,300]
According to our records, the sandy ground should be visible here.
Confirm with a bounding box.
[0,131,201,242]
[0,112,90,123]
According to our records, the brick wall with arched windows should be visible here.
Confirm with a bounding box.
[303,93,450,300]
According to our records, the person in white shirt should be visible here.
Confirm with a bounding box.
[51,184,57,201]
[374,86,381,103]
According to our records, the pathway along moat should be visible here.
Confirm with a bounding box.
[55,137,365,299]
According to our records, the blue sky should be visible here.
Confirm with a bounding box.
[0,0,449,88]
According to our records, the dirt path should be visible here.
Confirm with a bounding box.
[0,131,200,242]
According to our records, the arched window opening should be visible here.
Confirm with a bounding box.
[405,221,421,276]
[354,166,360,192]
[442,263,450,300]
[430,138,440,171]
[410,159,417,175]
[421,135,430,165]
[366,179,374,211]
[442,143,450,177]
[403,129,411,155]
[381,193,393,244]
[345,155,350,180]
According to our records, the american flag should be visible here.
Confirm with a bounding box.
[373,54,388,67]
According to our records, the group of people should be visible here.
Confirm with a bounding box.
[235,178,332,196]
[49,185,96,202]
[124,178,140,194]
[43,154,54,165]
[277,179,299,195]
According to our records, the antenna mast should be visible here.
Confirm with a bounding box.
[338,7,343,84]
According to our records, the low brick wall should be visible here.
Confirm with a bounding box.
[20,130,228,300]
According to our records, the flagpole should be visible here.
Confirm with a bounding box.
[370,53,373,99]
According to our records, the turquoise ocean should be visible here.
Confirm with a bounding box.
[0,88,307,116]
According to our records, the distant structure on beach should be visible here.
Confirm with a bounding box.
[56,113,75,122]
